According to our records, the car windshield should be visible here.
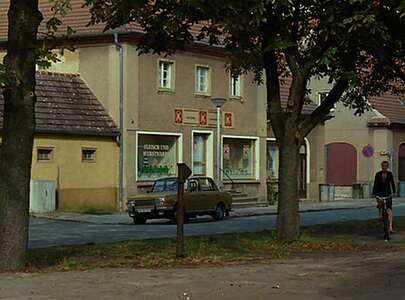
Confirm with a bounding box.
[152,178,178,193]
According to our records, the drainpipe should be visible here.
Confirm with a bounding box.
[114,33,124,211]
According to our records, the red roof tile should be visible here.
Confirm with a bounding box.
[369,94,405,126]
[0,72,119,136]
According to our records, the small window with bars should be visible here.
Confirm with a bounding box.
[82,148,96,162]
[37,148,53,162]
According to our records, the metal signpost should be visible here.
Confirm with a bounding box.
[176,163,192,257]
[211,97,226,189]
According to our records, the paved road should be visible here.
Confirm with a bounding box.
[29,202,405,248]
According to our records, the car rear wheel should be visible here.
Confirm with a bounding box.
[213,204,225,221]
[133,214,147,225]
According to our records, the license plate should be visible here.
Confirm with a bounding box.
[135,208,152,213]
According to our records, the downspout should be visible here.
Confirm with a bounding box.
[114,32,124,211]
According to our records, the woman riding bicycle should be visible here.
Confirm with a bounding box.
[373,161,396,233]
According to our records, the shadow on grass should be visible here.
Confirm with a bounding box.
[25,217,405,272]
[303,216,405,237]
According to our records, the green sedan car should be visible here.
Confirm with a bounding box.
[127,177,232,224]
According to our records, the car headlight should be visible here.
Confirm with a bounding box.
[157,197,166,206]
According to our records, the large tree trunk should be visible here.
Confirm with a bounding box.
[0,0,42,271]
[276,124,301,241]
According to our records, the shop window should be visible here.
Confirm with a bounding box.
[230,73,241,98]
[195,66,210,95]
[158,60,174,90]
[267,141,279,179]
[193,134,208,176]
[137,134,180,181]
[223,138,255,180]
[37,148,53,162]
[82,149,96,162]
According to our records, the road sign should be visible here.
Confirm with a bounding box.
[362,144,374,158]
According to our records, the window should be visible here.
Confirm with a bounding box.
[37,148,53,161]
[318,91,328,105]
[193,134,208,176]
[158,60,174,90]
[223,138,256,180]
[195,66,210,94]
[82,149,96,162]
[198,178,216,191]
[267,141,279,179]
[137,134,181,181]
[230,73,241,98]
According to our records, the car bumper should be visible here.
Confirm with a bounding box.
[127,206,173,219]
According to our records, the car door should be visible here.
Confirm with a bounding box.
[197,178,217,211]
[184,178,200,213]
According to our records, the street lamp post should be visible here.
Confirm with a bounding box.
[211,97,226,189]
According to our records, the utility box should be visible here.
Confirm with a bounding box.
[30,180,56,213]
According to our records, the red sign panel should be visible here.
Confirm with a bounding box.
[199,111,208,126]
[175,109,183,124]
[224,112,233,128]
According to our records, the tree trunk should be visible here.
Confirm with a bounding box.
[0,0,42,271]
[276,126,301,241]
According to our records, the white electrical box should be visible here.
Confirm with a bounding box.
[29,180,56,213]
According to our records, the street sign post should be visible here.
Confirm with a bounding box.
[176,163,192,257]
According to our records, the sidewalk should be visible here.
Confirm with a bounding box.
[31,198,404,225]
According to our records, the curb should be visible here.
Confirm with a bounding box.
[31,203,380,225]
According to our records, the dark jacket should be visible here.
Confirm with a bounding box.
[373,171,396,197]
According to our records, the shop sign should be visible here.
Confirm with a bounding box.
[362,144,374,158]
[143,144,170,157]
[174,108,234,128]
[223,144,230,160]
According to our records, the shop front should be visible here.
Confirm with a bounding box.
[136,132,183,182]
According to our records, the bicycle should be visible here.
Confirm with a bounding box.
[376,196,391,241]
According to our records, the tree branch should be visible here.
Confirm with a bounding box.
[263,50,285,140]
[298,78,349,138]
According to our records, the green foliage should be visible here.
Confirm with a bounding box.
[84,0,404,118]
[36,0,76,69]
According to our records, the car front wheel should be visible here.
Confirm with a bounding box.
[213,204,225,221]
[133,214,147,225]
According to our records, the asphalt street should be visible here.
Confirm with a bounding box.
[29,202,405,248]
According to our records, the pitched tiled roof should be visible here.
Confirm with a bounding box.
[368,94,405,126]
[0,72,119,136]
[0,0,207,42]
[279,77,318,115]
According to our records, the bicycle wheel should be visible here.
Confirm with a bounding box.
[383,209,390,241]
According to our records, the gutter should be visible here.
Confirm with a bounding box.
[113,32,125,212]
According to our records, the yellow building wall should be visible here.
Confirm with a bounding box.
[32,134,119,212]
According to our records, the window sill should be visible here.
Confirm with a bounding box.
[136,181,155,187]
[158,88,175,94]
[223,179,261,184]
[194,93,211,98]
[229,96,243,101]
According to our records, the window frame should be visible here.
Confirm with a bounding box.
[135,131,184,182]
[221,135,260,181]
[229,72,243,99]
[81,148,97,163]
[157,59,175,92]
[195,65,211,96]
[37,147,54,163]
[191,130,214,178]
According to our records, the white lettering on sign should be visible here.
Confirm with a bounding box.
[143,144,170,151]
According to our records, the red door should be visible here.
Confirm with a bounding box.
[327,143,357,186]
